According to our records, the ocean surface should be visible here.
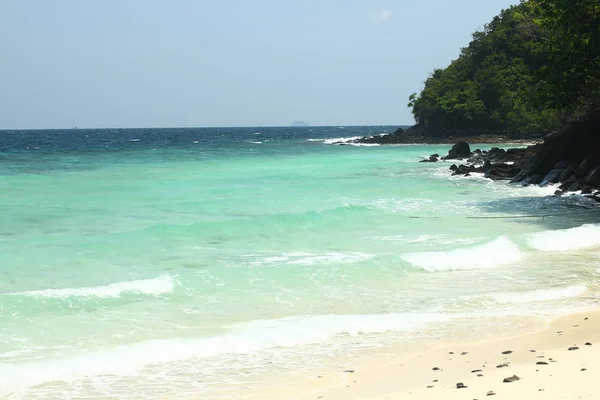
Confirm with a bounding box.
[1,126,600,399]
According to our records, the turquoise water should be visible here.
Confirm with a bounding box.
[2,127,600,399]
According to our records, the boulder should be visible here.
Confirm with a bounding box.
[445,142,472,160]
[420,154,440,163]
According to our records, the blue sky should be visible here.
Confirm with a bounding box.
[0,0,518,129]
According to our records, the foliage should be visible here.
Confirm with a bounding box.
[408,0,599,136]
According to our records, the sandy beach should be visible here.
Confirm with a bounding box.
[293,310,600,400]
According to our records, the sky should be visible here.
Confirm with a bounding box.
[0,0,519,129]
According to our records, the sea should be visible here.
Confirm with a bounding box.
[1,126,600,399]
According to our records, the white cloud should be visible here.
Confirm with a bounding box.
[370,8,392,22]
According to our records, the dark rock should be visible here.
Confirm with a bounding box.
[558,164,577,182]
[536,361,548,365]
[343,370,355,373]
[559,175,578,190]
[512,116,600,185]
[503,375,520,383]
[585,342,592,346]
[432,367,440,371]
[421,154,440,163]
[472,369,482,373]
[450,164,458,171]
[445,142,472,160]
[586,166,600,184]
[568,346,579,351]
[496,363,508,368]
[581,368,587,371]
[540,168,563,186]
[487,391,496,396]
[578,154,598,176]
[456,382,467,389]
[526,174,545,185]
[501,350,513,355]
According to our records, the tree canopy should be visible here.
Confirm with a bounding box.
[408,0,600,136]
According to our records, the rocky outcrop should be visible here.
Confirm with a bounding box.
[444,142,471,159]
[447,113,600,197]
[510,114,600,194]
[446,145,535,181]
[340,126,539,145]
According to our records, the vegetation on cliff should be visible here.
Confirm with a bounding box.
[408,0,600,137]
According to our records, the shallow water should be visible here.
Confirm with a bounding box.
[1,126,600,399]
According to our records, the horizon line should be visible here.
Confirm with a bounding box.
[0,123,414,132]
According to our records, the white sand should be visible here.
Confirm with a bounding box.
[287,310,600,400]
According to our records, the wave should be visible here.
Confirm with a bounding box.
[401,237,523,271]
[491,285,588,304]
[0,312,446,393]
[306,136,362,145]
[527,224,600,252]
[7,275,175,299]
[244,251,374,267]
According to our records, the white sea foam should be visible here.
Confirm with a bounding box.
[322,136,362,144]
[347,143,380,147]
[527,224,600,252]
[247,251,374,267]
[491,285,588,304]
[401,237,523,271]
[0,312,446,394]
[8,275,175,299]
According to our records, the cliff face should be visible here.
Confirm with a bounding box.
[511,114,600,191]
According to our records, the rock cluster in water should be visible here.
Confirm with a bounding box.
[431,114,600,200]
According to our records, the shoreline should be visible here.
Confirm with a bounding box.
[288,309,600,400]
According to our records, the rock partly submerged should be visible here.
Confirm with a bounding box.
[432,113,600,197]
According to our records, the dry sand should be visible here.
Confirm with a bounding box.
[293,310,600,400]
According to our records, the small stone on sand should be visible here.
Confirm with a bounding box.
[456,382,467,389]
[537,361,548,365]
[503,375,520,383]
[502,350,513,354]
[472,369,482,373]
[432,367,440,371]
[496,363,508,368]
[585,342,592,346]
[568,346,579,351]
[343,370,355,373]
[487,391,496,396]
